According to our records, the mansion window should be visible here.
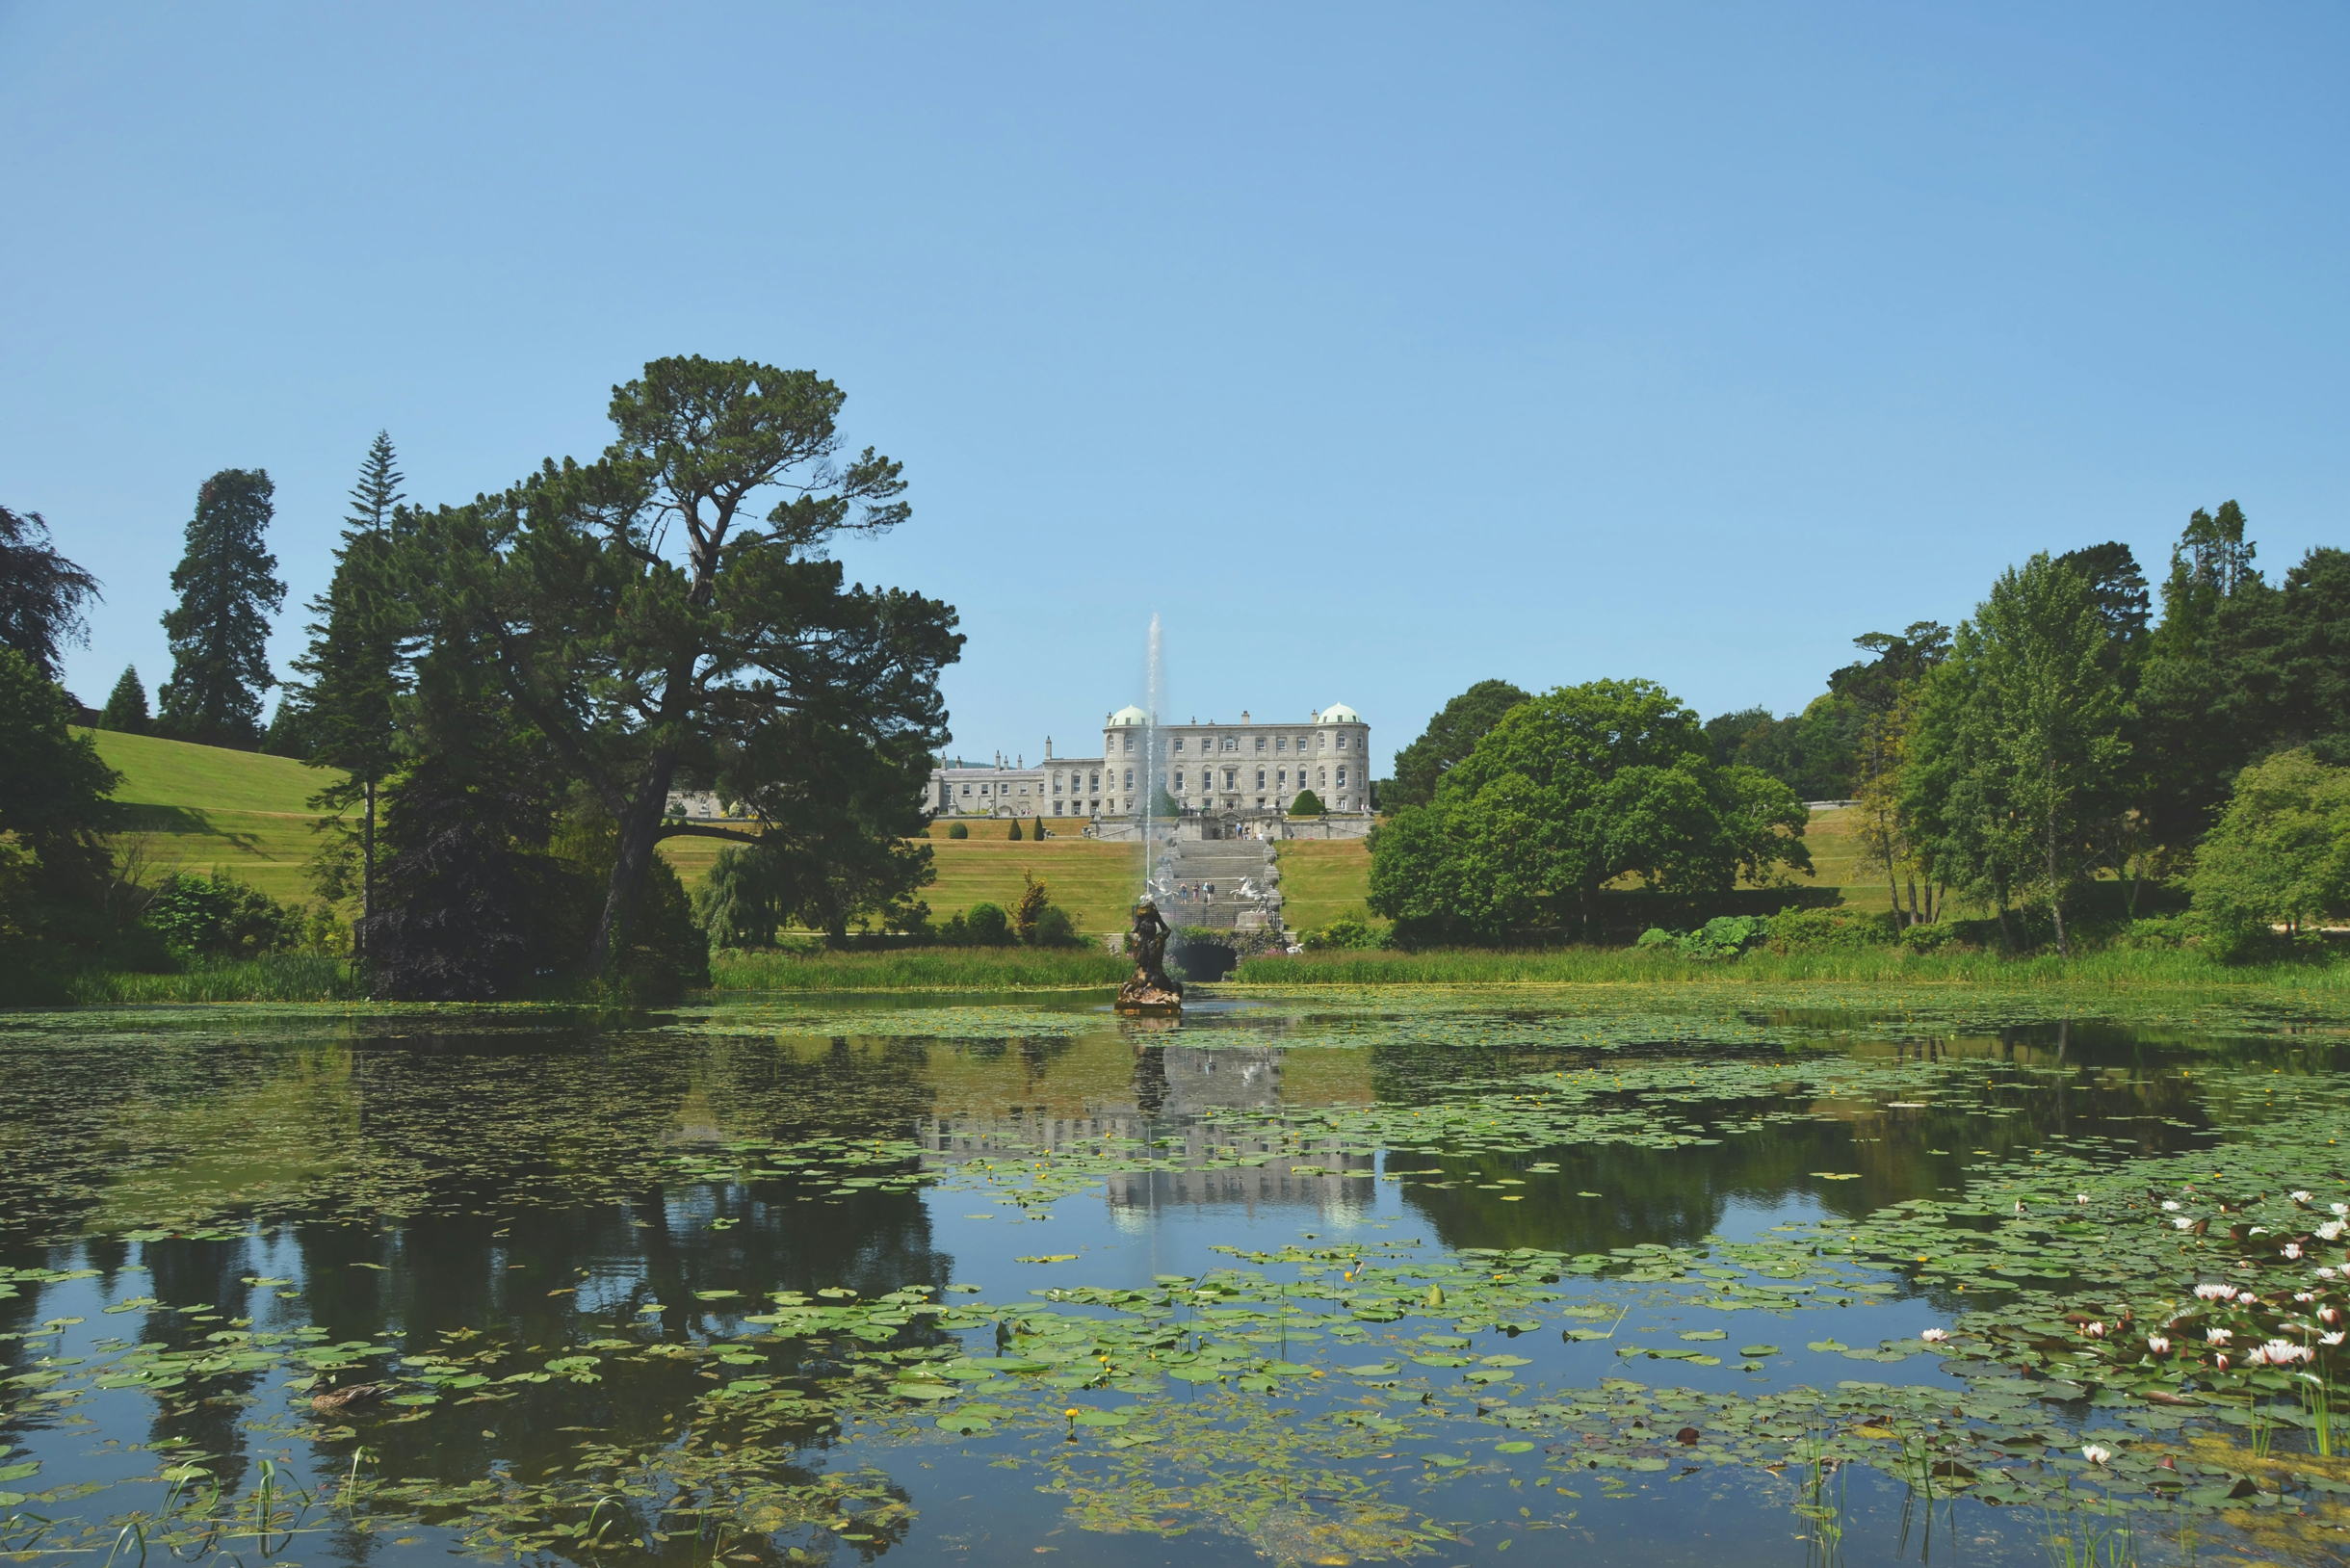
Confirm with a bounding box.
[1122,735,1134,752]
[1222,769,1236,788]
[1172,738,1185,752]
[1255,769,1266,788]
[1336,768,1346,787]
[1254,736,1266,751]
[1276,737,1287,751]
[1277,769,1287,786]
[1173,771,1186,791]
[1336,735,1346,749]
[1123,769,1134,788]
[960,784,972,796]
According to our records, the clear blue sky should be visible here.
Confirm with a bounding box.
[3,4,2342,771]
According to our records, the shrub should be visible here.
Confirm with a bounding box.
[964,902,1011,945]
[1763,906,1898,954]
[1007,818,1024,841]
[947,821,969,839]
[1636,915,1766,959]
[1897,920,1959,954]
[1289,790,1326,817]
[1032,905,1079,947]
[144,871,302,959]
[1303,911,1385,951]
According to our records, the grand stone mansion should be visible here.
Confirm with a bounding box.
[927,704,1372,824]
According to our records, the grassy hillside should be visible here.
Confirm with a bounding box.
[82,729,346,902]
[1274,839,1374,930]
[661,821,1143,938]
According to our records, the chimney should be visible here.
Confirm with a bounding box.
[1046,737,1053,759]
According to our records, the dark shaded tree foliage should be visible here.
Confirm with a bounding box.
[0,648,120,944]
[375,357,959,984]
[0,505,101,683]
[1385,679,1529,810]
[287,434,414,950]
[158,469,286,748]
[99,666,149,734]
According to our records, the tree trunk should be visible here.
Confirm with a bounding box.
[1995,902,2014,953]
[1904,875,1919,926]
[587,744,681,976]
[358,779,375,960]
[2047,814,2069,958]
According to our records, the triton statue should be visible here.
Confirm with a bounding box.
[1114,899,1183,1015]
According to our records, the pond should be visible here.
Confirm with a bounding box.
[3,985,2349,1566]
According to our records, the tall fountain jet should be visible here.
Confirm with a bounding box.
[1117,613,1182,1015]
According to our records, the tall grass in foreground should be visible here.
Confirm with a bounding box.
[1232,945,2350,991]
[63,955,360,1005]
[710,948,1128,991]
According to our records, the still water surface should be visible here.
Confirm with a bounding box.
[2,988,2345,1566]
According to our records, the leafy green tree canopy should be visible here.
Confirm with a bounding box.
[0,505,101,684]
[158,469,285,748]
[1903,554,2128,954]
[2189,747,2350,955]
[1369,678,1810,944]
[0,648,119,939]
[1385,679,1529,809]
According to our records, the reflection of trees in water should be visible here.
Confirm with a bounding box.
[1388,1035,2221,1260]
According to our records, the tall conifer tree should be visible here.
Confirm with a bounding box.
[157,469,285,747]
[291,433,411,952]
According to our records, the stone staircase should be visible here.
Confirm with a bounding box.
[1156,837,1282,931]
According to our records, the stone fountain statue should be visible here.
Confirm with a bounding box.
[1114,898,1183,1015]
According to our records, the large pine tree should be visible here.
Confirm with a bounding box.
[157,469,285,748]
[290,433,411,950]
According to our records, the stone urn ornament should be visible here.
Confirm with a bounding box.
[1115,899,1184,1015]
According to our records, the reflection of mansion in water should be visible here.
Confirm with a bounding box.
[917,1047,1378,1219]
[926,703,1372,823]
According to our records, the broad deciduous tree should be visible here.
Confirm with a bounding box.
[1370,678,1810,944]
[1905,556,2128,954]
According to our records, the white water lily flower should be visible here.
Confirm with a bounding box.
[2247,1346,2271,1367]
[2147,1335,2171,1354]
[2263,1340,2312,1366]
[2206,1327,2233,1345]
[2080,1445,2112,1465]
[2161,1201,2181,1212]
[2077,1193,2091,1205]
[2293,1191,2315,1204]
[2325,1331,2346,1347]
[2084,1321,2106,1338]
[2285,1243,2307,1260]
[2194,1284,2236,1301]
[2334,1203,2348,1217]
[2322,1307,2342,1325]
[2297,1293,2318,1304]
[1919,1328,1950,1343]
[2321,1267,2341,1280]
[2321,1223,2347,1242]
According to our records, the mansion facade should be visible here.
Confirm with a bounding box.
[927,704,1372,822]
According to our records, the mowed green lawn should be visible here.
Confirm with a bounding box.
[82,729,348,902]
[662,820,1143,938]
[1275,840,1375,930]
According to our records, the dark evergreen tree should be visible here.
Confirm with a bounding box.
[157,470,285,748]
[288,435,412,951]
[1387,680,1530,809]
[99,666,149,734]
[0,505,101,683]
[0,649,120,944]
